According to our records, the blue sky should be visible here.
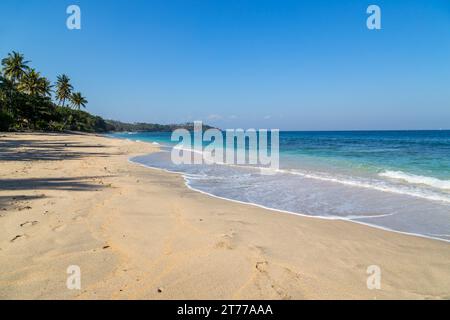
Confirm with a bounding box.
[1,0,449,130]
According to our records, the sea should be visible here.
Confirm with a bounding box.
[110,130,450,242]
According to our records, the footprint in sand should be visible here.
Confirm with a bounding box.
[52,224,67,232]
[10,234,27,242]
[17,206,32,211]
[20,221,39,227]
[255,261,269,273]
[215,232,236,250]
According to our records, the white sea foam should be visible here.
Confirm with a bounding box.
[128,159,450,243]
[379,170,450,190]
[287,169,450,203]
[127,152,450,243]
[157,146,450,203]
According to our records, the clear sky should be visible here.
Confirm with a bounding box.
[1,0,449,130]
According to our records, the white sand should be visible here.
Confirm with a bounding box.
[0,133,449,299]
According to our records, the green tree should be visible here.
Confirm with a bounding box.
[70,92,88,110]
[0,52,105,132]
[1,52,29,114]
[18,69,41,96]
[0,75,15,112]
[38,77,53,98]
[15,69,53,129]
[55,74,73,107]
[1,51,30,84]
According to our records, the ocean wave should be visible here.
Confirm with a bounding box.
[286,169,450,203]
[379,170,450,190]
[145,147,450,203]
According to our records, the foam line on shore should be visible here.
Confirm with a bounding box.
[379,170,450,190]
[127,156,450,244]
[139,143,450,204]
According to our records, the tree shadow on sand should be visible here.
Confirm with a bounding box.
[0,176,113,192]
[0,138,118,161]
[0,136,119,212]
[0,177,113,214]
[0,194,47,213]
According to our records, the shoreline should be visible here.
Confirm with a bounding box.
[131,157,450,244]
[124,138,450,244]
[1,132,449,299]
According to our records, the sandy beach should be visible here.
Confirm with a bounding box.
[0,132,449,300]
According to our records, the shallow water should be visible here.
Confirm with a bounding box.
[112,130,450,241]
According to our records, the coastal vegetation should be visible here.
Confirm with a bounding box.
[0,51,206,133]
[0,51,107,132]
[106,120,216,132]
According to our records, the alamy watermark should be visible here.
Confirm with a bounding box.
[171,121,279,174]
[66,5,81,30]
[66,265,81,290]
[366,265,381,290]
[367,5,381,30]
[65,5,380,31]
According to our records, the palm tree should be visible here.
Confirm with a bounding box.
[18,69,41,96]
[70,92,88,110]
[16,69,52,129]
[1,51,30,84]
[1,52,29,113]
[38,77,53,98]
[55,74,73,107]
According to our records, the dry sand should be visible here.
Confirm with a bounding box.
[0,132,449,300]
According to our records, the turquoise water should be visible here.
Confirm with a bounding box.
[111,130,450,241]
